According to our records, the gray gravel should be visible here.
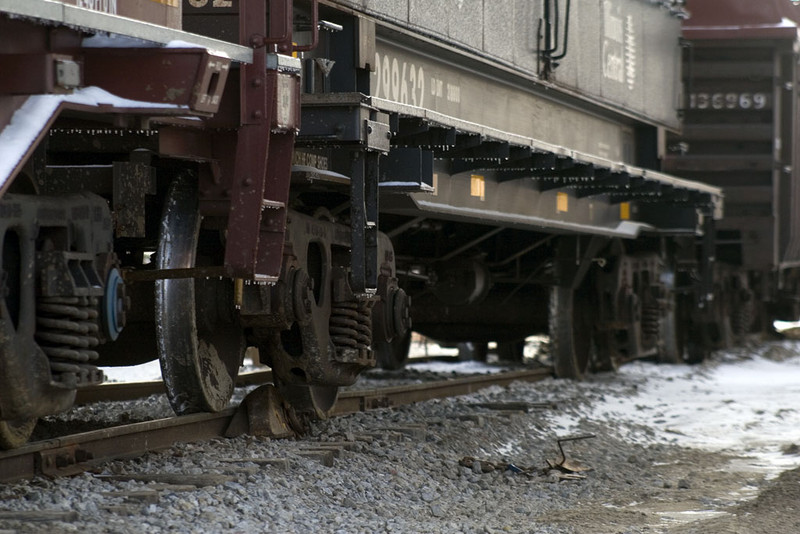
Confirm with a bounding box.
[3,342,800,533]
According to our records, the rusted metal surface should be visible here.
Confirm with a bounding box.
[83,48,231,113]
[221,0,304,280]
[44,0,182,29]
[123,266,236,283]
[1,368,551,482]
[225,384,298,439]
[332,368,553,415]
[0,0,251,62]
[223,0,277,279]
[0,410,235,482]
[684,0,800,39]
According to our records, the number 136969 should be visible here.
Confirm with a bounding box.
[689,92,769,110]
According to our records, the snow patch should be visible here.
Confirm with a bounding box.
[0,87,187,186]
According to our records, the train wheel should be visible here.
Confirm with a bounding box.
[0,419,36,450]
[685,323,711,364]
[658,270,685,364]
[657,298,684,363]
[257,330,341,420]
[549,285,593,379]
[155,176,244,415]
[497,340,525,363]
[730,294,754,341]
[275,380,339,421]
[374,329,412,370]
[457,341,488,362]
[592,329,622,372]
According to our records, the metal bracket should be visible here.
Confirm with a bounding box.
[365,119,391,152]
[112,156,155,238]
[37,445,94,478]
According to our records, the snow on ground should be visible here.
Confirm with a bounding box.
[404,360,512,374]
[100,338,507,382]
[102,336,800,481]
[545,340,800,480]
[102,360,163,383]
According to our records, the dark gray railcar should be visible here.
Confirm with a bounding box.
[297,0,718,370]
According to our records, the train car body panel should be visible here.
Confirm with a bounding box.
[326,0,685,131]
[667,0,800,318]
[295,0,721,369]
[370,38,635,162]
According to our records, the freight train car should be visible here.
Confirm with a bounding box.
[665,0,800,344]
[0,0,719,448]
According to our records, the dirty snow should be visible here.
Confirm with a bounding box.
[104,337,800,485]
[545,341,800,481]
[0,87,186,186]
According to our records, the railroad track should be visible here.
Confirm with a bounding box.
[74,370,275,405]
[0,367,552,483]
[73,354,464,405]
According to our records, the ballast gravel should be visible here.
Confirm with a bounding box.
[3,340,800,533]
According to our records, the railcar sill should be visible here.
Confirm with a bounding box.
[0,0,253,64]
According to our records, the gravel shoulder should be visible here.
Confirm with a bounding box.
[2,340,800,533]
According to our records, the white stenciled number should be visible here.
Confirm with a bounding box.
[400,62,409,103]
[409,63,424,107]
[739,93,752,109]
[417,67,425,108]
[391,58,400,101]
[689,92,769,110]
[373,52,425,107]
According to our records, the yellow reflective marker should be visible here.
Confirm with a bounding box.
[557,192,568,213]
[620,202,630,220]
[471,174,485,201]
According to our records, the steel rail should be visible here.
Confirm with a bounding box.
[75,371,274,405]
[333,368,552,415]
[0,367,551,483]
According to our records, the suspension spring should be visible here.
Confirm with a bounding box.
[641,301,660,337]
[329,300,372,356]
[36,296,103,387]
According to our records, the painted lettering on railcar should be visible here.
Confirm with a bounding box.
[373,52,426,107]
[602,0,637,91]
[76,0,117,13]
[688,92,770,110]
[186,0,232,8]
[370,40,632,163]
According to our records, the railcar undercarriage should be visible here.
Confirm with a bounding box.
[0,0,728,450]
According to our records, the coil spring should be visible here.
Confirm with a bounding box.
[36,296,102,386]
[641,302,660,337]
[329,301,372,352]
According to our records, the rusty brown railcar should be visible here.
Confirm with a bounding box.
[665,0,800,344]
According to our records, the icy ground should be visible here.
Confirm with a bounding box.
[551,342,800,480]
